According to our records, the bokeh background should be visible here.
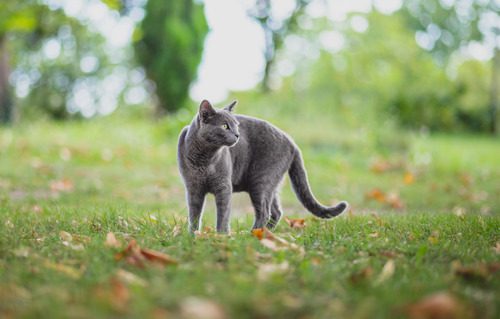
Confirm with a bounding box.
[0,2,499,318]
[0,0,499,217]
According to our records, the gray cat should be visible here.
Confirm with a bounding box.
[177,100,348,233]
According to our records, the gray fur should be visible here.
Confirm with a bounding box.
[177,100,348,233]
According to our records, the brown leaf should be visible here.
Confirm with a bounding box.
[105,232,122,248]
[42,260,83,279]
[140,248,178,266]
[251,228,265,240]
[494,242,500,254]
[110,277,130,311]
[284,217,306,229]
[115,269,147,287]
[365,189,386,203]
[115,240,177,268]
[50,179,74,193]
[349,266,374,284]
[404,172,415,185]
[380,250,399,259]
[252,228,304,254]
[386,192,404,209]
[452,261,500,281]
[180,297,227,319]
[406,292,462,319]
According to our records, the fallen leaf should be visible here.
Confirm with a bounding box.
[284,217,306,229]
[404,172,415,185]
[386,192,404,209]
[59,231,73,242]
[380,250,399,258]
[140,248,178,266]
[452,261,500,281]
[115,269,147,287]
[110,277,130,311]
[105,232,122,248]
[50,179,74,193]
[180,297,226,319]
[257,262,290,281]
[251,228,265,240]
[42,260,83,279]
[406,292,462,319]
[13,247,30,258]
[369,232,379,238]
[370,159,402,173]
[115,240,178,268]
[349,266,374,284]
[365,189,386,203]
[375,259,395,284]
[252,228,304,254]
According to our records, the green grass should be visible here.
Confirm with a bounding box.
[0,111,499,318]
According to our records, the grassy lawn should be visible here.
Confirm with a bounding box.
[0,112,499,318]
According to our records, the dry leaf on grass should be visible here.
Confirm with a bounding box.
[365,189,404,209]
[365,189,386,202]
[284,217,306,229]
[50,179,74,193]
[59,231,85,251]
[115,269,147,287]
[452,261,500,281]
[105,232,122,248]
[404,172,415,185]
[115,240,178,268]
[252,228,304,254]
[42,260,83,279]
[406,292,463,319]
[349,266,374,284]
[375,259,395,284]
[109,277,130,311]
[180,297,227,319]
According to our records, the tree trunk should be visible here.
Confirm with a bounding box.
[0,34,13,124]
[490,48,499,135]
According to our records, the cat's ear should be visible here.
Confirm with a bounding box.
[199,100,216,122]
[224,100,238,113]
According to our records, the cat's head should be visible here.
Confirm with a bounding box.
[197,100,240,147]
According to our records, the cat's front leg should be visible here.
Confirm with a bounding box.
[187,191,206,233]
[215,186,232,233]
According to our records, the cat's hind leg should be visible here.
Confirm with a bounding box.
[266,193,283,229]
[249,191,273,229]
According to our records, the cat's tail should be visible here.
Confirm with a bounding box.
[288,150,348,219]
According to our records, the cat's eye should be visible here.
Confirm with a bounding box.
[221,124,229,130]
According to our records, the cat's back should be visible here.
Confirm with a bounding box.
[234,114,296,156]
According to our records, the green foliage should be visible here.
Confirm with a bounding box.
[284,12,493,132]
[1,2,115,120]
[134,0,208,114]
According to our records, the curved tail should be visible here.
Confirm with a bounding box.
[288,150,348,218]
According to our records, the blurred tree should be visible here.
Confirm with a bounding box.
[134,0,208,114]
[402,0,500,133]
[0,2,112,121]
[249,0,310,92]
[311,13,460,131]
[0,1,40,123]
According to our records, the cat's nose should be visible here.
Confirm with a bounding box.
[235,133,240,138]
